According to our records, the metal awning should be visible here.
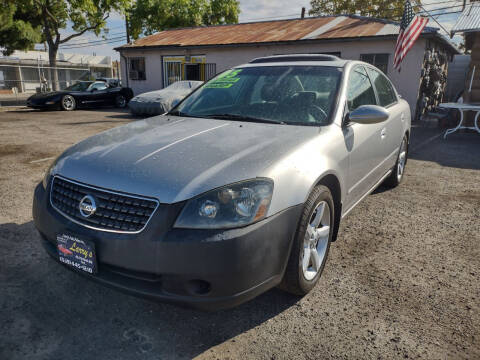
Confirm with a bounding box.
[451,3,480,36]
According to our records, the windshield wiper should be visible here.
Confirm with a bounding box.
[206,113,285,124]
[168,110,203,118]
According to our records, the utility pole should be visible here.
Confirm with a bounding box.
[301,7,306,19]
[125,14,131,43]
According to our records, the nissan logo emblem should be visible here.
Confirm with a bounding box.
[79,195,97,218]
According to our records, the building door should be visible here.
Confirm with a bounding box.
[185,64,201,81]
[163,56,216,87]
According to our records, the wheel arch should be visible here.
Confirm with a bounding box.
[315,174,342,242]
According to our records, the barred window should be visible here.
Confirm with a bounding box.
[360,53,389,74]
[129,58,146,80]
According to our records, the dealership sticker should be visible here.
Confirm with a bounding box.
[56,233,97,274]
[205,69,243,88]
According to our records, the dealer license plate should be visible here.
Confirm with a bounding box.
[56,233,97,274]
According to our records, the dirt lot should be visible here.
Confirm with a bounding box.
[0,108,479,360]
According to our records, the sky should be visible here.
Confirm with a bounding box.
[51,0,464,60]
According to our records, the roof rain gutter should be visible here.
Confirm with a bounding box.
[120,53,129,88]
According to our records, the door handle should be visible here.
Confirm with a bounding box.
[381,128,387,139]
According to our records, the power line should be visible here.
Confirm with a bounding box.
[240,13,299,22]
[59,38,126,50]
[421,0,463,6]
[418,4,464,14]
[59,31,126,46]
[59,35,126,48]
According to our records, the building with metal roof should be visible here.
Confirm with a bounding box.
[115,15,459,114]
[451,2,480,36]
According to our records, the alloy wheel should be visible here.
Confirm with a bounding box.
[397,139,407,182]
[302,201,330,281]
[63,95,74,110]
[116,95,126,108]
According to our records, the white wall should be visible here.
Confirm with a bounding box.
[1,50,111,66]
[119,38,427,111]
[119,50,164,95]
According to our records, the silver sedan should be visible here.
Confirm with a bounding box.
[33,54,410,309]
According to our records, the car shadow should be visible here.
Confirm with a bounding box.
[105,113,147,120]
[408,127,480,171]
[0,221,299,359]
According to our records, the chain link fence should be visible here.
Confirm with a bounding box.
[0,64,111,106]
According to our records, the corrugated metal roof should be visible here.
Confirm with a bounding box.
[452,3,480,34]
[116,14,454,52]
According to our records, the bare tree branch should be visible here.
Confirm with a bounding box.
[59,14,110,44]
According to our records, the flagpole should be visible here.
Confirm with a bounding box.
[412,0,451,37]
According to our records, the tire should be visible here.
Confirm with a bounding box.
[115,94,127,108]
[279,185,334,296]
[61,95,76,111]
[384,135,408,188]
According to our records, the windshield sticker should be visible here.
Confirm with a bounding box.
[205,69,243,88]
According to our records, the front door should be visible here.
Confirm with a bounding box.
[83,82,109,107]
[343,66,387,211]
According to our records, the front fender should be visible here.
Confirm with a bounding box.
[262,125,348,217]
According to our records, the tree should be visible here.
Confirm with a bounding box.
[129,0,240,38]
[309,0,421,20]
[0,0,131,90]
[0,2,42,54]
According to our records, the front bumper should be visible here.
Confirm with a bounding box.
[33,182,302,310]
[26,97,61,109]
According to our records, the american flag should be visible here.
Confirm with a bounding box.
[393,1,429,70]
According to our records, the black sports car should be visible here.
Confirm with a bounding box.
[26,81,134,111]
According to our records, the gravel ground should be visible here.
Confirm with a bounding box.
[0,108,479,360]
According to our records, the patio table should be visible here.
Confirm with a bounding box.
[438,102,480,139]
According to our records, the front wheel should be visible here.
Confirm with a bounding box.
[115,94,127,108]
[279,185,334,296]
[384,135,408,188]
[61,95,76,111]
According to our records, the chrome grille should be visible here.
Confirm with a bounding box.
[50,176,158,233]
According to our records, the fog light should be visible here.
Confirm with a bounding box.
[186,279,211,295]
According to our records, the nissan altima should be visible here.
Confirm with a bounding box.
[33,54,411,310]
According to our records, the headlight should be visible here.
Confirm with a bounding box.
[174,179,273,229]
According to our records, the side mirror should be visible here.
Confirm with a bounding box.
[91,88,97,92]
[348,105,389,124]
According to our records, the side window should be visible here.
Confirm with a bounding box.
[347,66,377,111]
[367,68,397,107]
[92,82,108,91]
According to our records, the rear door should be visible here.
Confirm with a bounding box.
[366,67,404,172]
[343,65,387,210]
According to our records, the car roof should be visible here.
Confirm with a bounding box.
[236,54,351,68]
[237,59,350,68]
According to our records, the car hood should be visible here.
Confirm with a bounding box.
[53,116,319,203]
[28,91,66,100]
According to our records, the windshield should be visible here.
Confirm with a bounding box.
[65,82,92,91]
[173,66,342,125]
